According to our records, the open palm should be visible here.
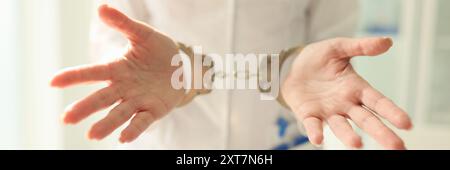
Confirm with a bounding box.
[282,37,413,149]
[51,5,184,143]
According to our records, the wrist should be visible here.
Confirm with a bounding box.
[277,45,304,109]
[175,42,213,107]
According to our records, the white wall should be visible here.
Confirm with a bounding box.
[2,0,116,149]
[59,0,119,149]
[0,0,21,149]
[17,0,63,149]
[352,0,450,150]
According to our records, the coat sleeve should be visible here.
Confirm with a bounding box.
[90,0,152,61]
[305,0,359,43]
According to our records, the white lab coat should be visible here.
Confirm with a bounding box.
[91,0,358,150]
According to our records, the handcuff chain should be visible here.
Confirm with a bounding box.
[175,42,303,109]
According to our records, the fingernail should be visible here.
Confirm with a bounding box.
[352,145,364,150]
[87,133,98,141]
[381,36,391,40]
[62,114,77,125]
[87,128,100,141]
[312,143,322,148]
[119,137,128,144]
[382,37,394,48]
[99,4,110,13]
[100,4,109,8]
[406,123,414,131]
[61,115,72,125]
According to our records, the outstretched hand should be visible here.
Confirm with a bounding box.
[282,37,413,149]
[51,5,184,143]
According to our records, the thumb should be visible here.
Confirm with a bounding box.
[98,4,154,43]
[332,37,394,58]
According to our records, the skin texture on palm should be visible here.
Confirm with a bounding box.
[282,37,413,149]
[51,5,413,149]
[51,5,184,143]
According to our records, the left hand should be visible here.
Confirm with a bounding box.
[282,37,413,150]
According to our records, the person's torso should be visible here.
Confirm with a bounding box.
[120,0,315,150]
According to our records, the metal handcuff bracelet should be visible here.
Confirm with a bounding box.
[175,42,303,109]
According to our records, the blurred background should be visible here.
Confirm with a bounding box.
[0,0,449,149]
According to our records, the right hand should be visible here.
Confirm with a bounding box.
[51,4,185,143]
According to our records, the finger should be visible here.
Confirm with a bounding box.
[98,4,154,43]
[347,106,406,150]
[88,100,137,140]
[331,37,393,58]
[51,63,111,88]
[361,87,413,130]
[63,85,121,124]
[302,117,324,146]
[327,115,362,149]
[119,111,156,143]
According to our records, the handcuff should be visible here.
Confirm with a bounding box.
[175,42,214,107]
[175,42,303,109]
